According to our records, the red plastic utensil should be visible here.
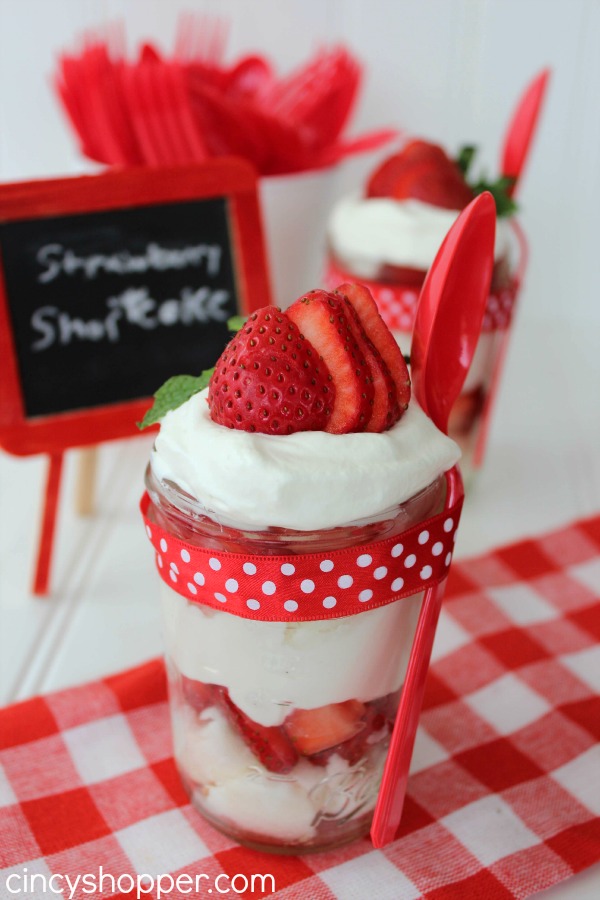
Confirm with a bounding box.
[136,59,188,165]
[261,47,360,152]
[371,192,496,848]
[55,56,104,162]
[120,62,162,166]
[224,55,273,99]
[165,62,210,163]
[187,75,273,167]
[501,68,551,198]
[80,43,136,166]
[55,24,397,175]
[145,63,192,165]
[174,13,228,67]
[411,192,497,432]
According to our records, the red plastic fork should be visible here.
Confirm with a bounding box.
[262,47,361,152]
[165,62,209,163]
[54,26,397,175]
[135,58,189,165]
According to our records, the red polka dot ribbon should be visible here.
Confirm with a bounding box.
[140,489,463,622]
[324,260,520,334]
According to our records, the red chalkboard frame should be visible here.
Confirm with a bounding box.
[0,158,271,456]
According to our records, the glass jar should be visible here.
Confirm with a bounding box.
[325,220,526,480]
[144,463,447,854]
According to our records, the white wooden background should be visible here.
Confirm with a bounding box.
[0,2,599,897]
[1,0,599,323]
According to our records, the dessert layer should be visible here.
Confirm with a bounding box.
[328,194,511,276]
[162,589,423,725]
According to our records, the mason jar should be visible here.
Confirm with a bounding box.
[141,460,462,854]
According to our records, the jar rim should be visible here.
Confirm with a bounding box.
[145,459,446,541]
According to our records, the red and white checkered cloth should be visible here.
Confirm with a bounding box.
[2,515,599,899]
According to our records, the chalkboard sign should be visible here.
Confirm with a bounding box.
[0,160,270,455]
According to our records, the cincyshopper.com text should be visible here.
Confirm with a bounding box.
[4,866,276,898]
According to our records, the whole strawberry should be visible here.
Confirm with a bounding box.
[208,307,335,435]
[366,139,474,211]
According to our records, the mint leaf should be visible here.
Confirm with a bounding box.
[137,317,244,430]
[456,144,477,177]
[471,175,518,217]
[455,144,518,217]
[227,314,246,333]
[138,371,213,430]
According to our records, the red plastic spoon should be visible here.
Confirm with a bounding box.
[411,191,497,432]
[371,192,496,848]
[501,68,551,198]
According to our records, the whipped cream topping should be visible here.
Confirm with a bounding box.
[151,389,460,532]
[328,194,511,277]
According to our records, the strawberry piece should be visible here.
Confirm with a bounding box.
[399,139,451,165]
[339,295,400,432]
[286,290,374,433]
[307,693,399,767]
[367,141,448,197]
[366,139,474,210]
[208,307,335,435]
[215,687,298,774]
[181,676,217,713]
[335,282,411,415]
[337,710,388,766]
[283,699,367,756]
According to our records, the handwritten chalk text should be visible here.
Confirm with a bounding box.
[36,242,222,283]
[30,286,230,351]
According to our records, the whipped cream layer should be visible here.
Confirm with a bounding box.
[151,390,460,532]
[162,589,422,725]
[328,194,511,277]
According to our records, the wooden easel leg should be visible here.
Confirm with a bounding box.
[32,453,64,596]
[75,446,98,516]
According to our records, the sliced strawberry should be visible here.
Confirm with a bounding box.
[339,294,400,432]
[208,307,335,435]
[181,676,217,713]
[334,282,411,415]
[331,691,399,767]
[307,693,399,767]
[283,699,367,756]
[215,687,298,774]
[286,290,374,433]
